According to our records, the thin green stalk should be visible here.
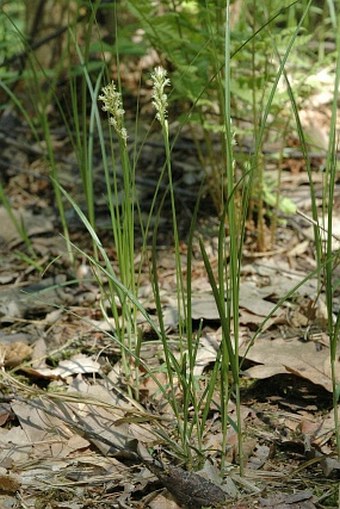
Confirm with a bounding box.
[281,68,322,273]
[98,77,137,388]
[66,62,130,352]
[151,66,197,459]
[0,79,67,258]
[3,11,77,264]
[150,221,189,460]
[182,186,205,463]
[56,182,184,407]
[251,0,313,176]
[223,0,243,473]
[271,116,291,245]
[0,179,33,254]
[324,8,340,457]
[151,67,186,346]
[199,231,240,449]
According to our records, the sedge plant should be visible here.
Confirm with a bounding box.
[323,11,340,457]
[64,1,333,473]
[0,7,82,264]
[274,3,340,458]
[61,66,204,463]
[3,0,340,479]
[148,67,226,466]
[196,0,317,474]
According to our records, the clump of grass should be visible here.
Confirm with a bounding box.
[323,15,340,457]
[97,78,137,382]
[2,1,340,479]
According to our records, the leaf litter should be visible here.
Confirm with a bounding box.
[1,76,340,509]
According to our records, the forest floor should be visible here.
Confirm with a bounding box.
[0,82,340,509]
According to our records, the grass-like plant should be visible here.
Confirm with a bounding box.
[323,16,340,457]
[276,2,340,458]
[2,1,340,484]
[97,78,138,382]
[0,6,79,263]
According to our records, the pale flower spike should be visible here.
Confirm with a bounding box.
[98,81,128,145]
[151,66,171,124]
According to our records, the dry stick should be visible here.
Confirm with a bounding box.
[11,393,142,462]
[297,208,340,244]
[9,392,228,507]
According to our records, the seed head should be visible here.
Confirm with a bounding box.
[98,81,128,145]
[151,66,170,125]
